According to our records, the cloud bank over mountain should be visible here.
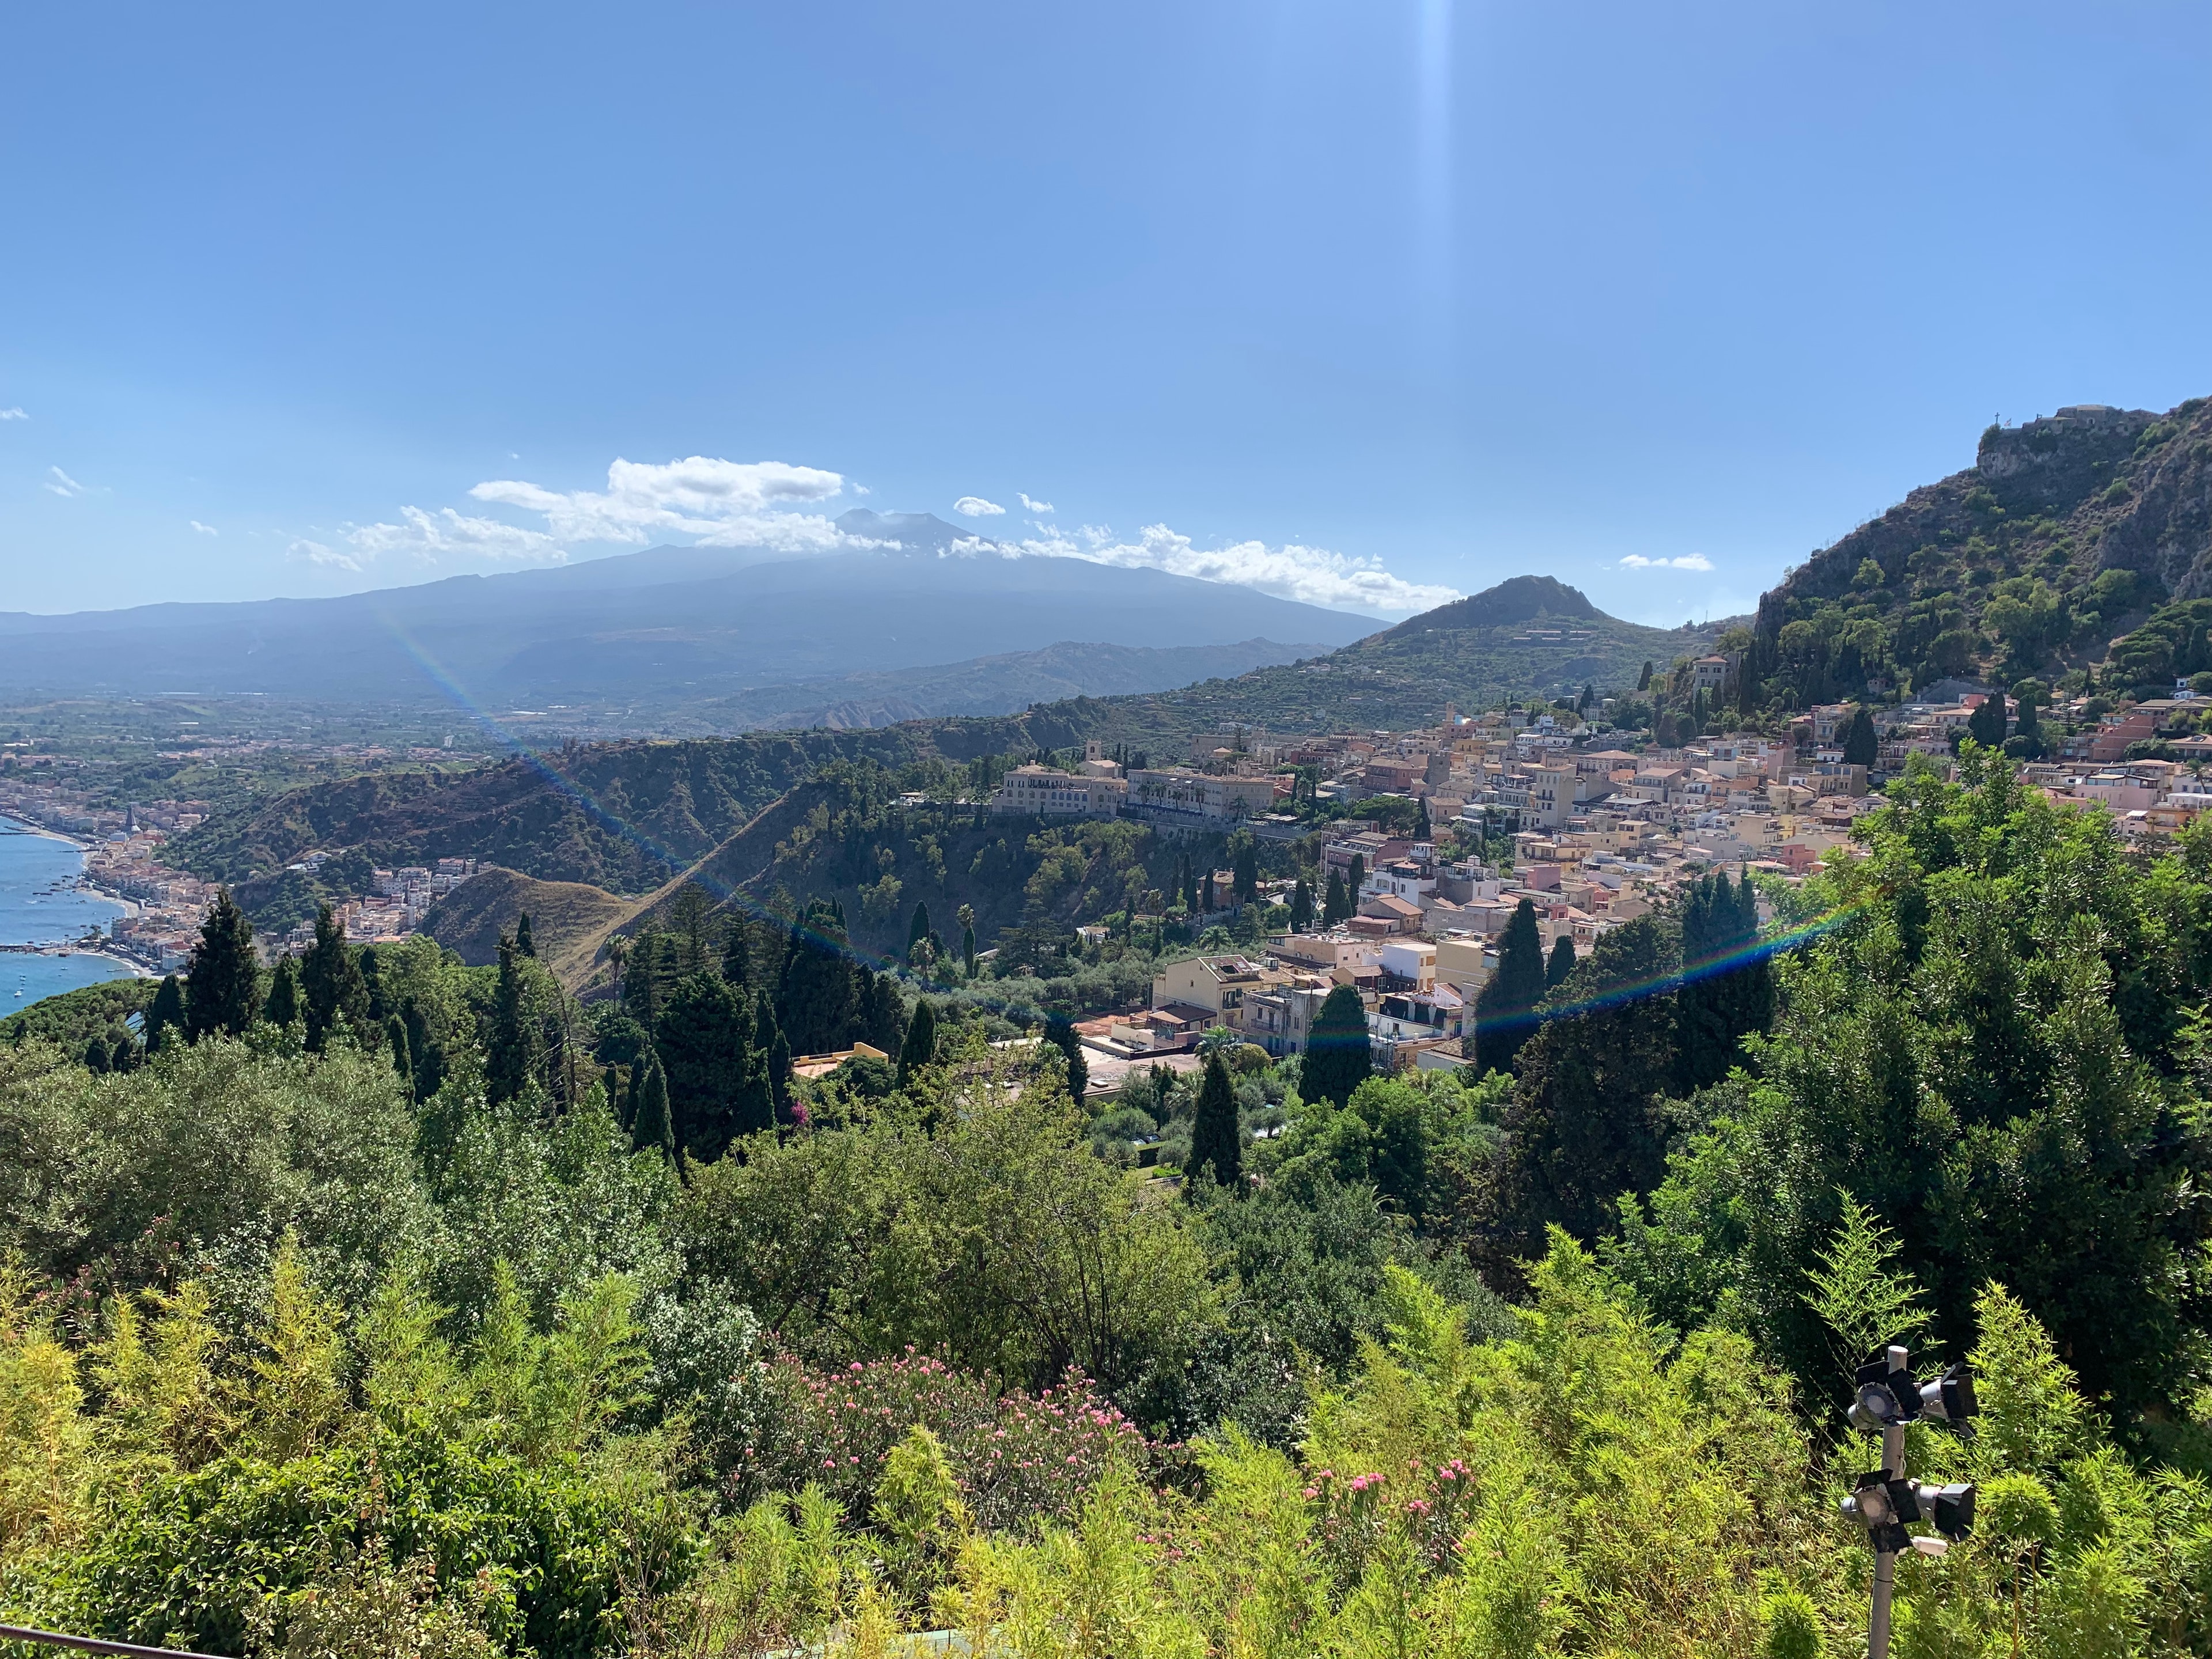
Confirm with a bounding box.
[337,454,1459,618]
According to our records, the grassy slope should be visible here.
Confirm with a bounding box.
[418,866,636,973]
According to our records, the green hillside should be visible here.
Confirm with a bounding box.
[1747,396,2212,703]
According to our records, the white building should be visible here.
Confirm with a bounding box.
[1126,767,1277,824]
[989,765,1130,819]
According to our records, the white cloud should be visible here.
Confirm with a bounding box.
[287,538,361,573]
[991,520,1459,615]
[44,467,85,498]
[954,495,1006,517]
[0,407,26,421]
[190,520,219,536]
[347,505,563,565]
[470,456,855,551]
[1620,553,1715,571]
[1019,492,1054,513]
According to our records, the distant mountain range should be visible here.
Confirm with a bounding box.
[0,510,1377,715]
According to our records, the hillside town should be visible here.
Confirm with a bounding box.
[971,682,2212,1084]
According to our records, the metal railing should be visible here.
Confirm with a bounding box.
[0,1626,226,1659]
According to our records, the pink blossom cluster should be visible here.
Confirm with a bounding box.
[733,1347,1149,1533]
[1303,1456,1476,1592]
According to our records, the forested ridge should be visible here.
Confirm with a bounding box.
[7,752,2212,1655]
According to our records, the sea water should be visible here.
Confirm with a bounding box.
[0,816,132,1012]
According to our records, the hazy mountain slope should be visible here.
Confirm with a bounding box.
[0,513,1376,703]
[1748,397,2212,702]
[686,637,1330,733]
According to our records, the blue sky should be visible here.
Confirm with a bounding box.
[2,1,2207,623]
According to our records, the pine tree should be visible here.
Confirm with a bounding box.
[1187,1051,1242,1193]
[721,921,751,988]
[386,1014,414,1092]
[630,1054,675,1161]
[1302,984,1372,1108]
[1547,935,1577,990]
[144,974,186,1053]
[1843,704,1878,767]
[484,937,536,1106]
[84,1035,111,1073]
[897,998,937,1089]
[1044,1012,1089,1103]
[183,888,261,1043]
[1290,877,1314,933]
[657,970,753,1161]
[263,953,302,1029]
[514,911,536,957]
[300,902,368,1053]
[1474,897,1547,1075]
[624,923,664,1031]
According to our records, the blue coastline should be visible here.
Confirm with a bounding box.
[0,816,135,1013]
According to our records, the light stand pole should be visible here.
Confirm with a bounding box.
[1837,1342,1979,1659]
[1869,1407,1907,1659]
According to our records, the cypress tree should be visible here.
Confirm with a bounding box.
[1967,694,2006,748]
[1843,704,1878,768]
[144,974,186,1054]
[1675,870,1774,1092]
[601,1064,624,1124]
[484,937,535,1106]
[1415,796,1431,839]
[1349,853,1366,896]
[721,922,750,988]
[1474,898,1547,1075]
[183,888,260,1043]
[855,969,906,1055]
[1487,916,1680,1252]
[1044,1012,1088,1103]
[401,998,445,1100]
[84,1035,111,1073]
[897,998,938,1089]
[1547,935,1577,990]
[1324,870,1349,927]
[1638,660,1654,691]
[1187,1051,1241,1193]
[1233,843,1258,904]
[263,953,302,1029]
[514,911,536,957]
[757,992,794,1124]
[957,905,977,976]
[386,1014,414,1092]
[907,901,932,955]
[630,1054,675,1161]
[657,969,753,1161]
[778,904,858,1055]
[1302,983,1372,1108]
[300,902,368,1053]
[1290,877,1314,933]
[109,1034,139,1073]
